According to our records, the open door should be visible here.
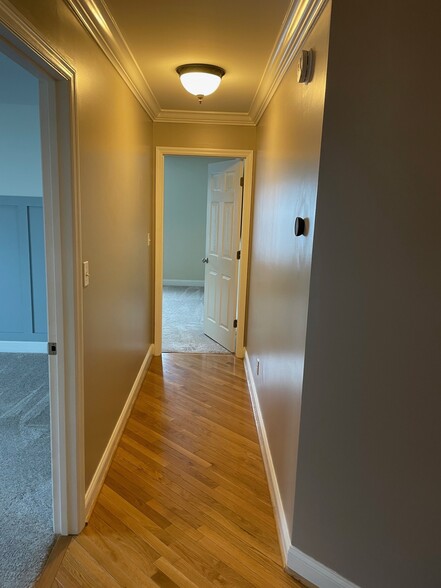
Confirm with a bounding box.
[203,159,243,352]
[0,12,84,537]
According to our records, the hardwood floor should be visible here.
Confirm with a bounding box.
[52,354,302,587]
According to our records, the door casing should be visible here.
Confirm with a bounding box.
[155,147,254,358]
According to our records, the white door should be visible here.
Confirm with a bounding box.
[203,159,243,352]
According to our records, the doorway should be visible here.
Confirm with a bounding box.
[162,155,238,353]
[0,2,84,545]
[155,147,254,358]
[0,49,54,586]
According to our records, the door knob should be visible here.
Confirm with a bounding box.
[202,257,209,263]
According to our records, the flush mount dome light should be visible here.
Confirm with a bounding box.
[176,64,225,103]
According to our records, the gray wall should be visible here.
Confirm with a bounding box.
[246,4,331,530]
[164,156,209,283]
[163,156,234,283]
[292,1,441,586]
[0,53,42,197]
[0,53,47,342]
[0,197,47,340]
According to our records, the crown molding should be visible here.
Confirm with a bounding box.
[155,109,255,126]
[0,0,75,79]
[65,0,160,119]
[249,0,329,123]
[65,0,328,126]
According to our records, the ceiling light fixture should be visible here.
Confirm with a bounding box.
[176,64,225,104]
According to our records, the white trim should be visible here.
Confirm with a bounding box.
[65,0,159,120]
[0,0,74,75]
[0,341,47,353]
[0,0,85,535]
[287,547,360,588]
[155,147,253,359]
[154,109,255,126]
[243,349,291,563]
[63,0,327,126]
[163,279,204,288]
[244,349,360,588]
[249,0,329,123]
[85,344,154,520]
[40,58,85,537]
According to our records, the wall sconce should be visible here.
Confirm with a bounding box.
[176,63,225,104]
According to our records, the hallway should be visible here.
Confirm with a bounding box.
[52,354,301,587]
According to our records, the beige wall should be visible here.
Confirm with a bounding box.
[153,122,256,151]
[8,0,154,485]
[246,4,331,531]
[293,1,441,586]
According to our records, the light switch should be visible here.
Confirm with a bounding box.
[147,233,151,247]
[83,261,90,287]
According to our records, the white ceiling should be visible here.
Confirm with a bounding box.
[66,0,325,124]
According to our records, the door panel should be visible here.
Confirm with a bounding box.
[219,275,231,330]
[206,270,217,323]
[222,203,234,259]
[203,159,243,351]
[209,202,219,256]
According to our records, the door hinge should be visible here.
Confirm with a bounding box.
[233,319,238,328]
[240,176,244,187]
[236,250,241,260]
[48,342,57,355]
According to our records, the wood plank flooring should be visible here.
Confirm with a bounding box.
[52,354,302,588]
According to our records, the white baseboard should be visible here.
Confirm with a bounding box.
[85,344,154,520]
[287,547,360,588]
[0,341,47,353]
[163,279,204,287]
[243,349,291,562]
[243,349,359,588]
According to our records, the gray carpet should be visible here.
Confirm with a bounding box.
[0,353,55,588]
[163,286,230,353]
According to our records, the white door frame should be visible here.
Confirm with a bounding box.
[0,2,85,534]
[155,146,254,359]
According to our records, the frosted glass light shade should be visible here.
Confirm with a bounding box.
[176,64,225,101]
[180,72,221,97]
